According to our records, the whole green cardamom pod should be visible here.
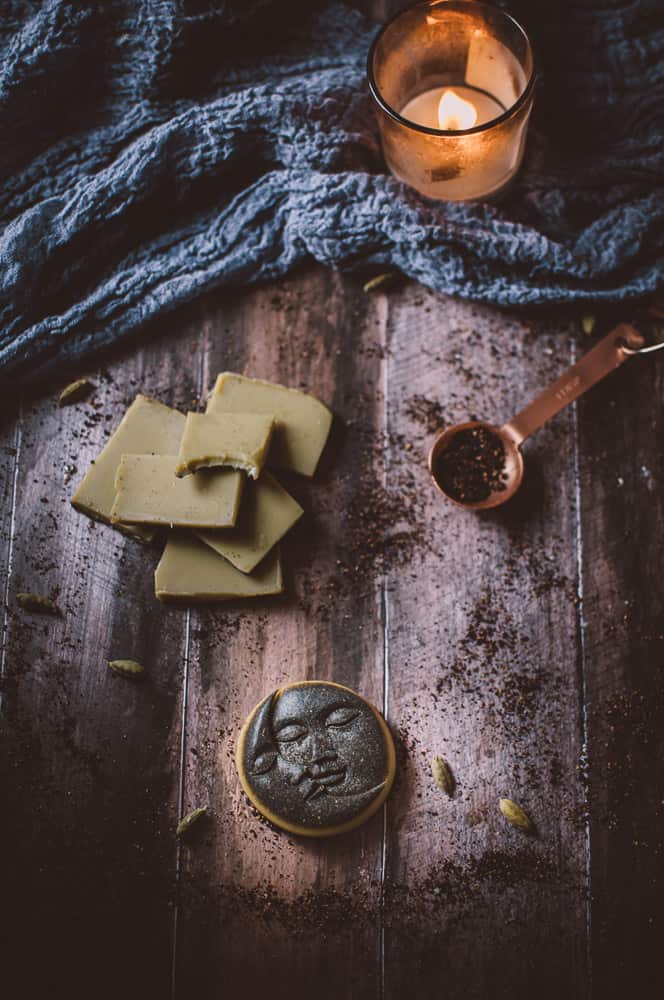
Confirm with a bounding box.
[499,798,533,832]
[432,756,455,796]
[59,378,94,405]
[108,659,145,680]
[176,806,209,838]
[17,593,60,615]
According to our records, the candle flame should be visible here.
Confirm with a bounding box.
[437,89,478,130]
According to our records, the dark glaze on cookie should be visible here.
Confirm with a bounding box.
[240,682,394,832]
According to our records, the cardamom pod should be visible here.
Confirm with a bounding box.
[581,314,596,336]
[16,592,60,615]
[499,797,533,832]
[363,272,398,294]
[176,806,208,838]
[432,756,455,796]
[58,378,94,405]
[108,659,145,679]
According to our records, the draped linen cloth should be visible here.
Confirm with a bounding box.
[0,1,662,381]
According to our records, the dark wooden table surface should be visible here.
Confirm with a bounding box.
[1,265,662,1000]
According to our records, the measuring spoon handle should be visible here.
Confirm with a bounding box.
[502,324,644,447]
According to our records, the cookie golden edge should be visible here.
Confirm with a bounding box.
[235,680,396,838]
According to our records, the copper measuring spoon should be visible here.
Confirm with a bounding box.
[428,323,652,511]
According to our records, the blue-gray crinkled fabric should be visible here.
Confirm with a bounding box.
[0,0,662,382]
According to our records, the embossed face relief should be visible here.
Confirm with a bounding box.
[241,682,392,831]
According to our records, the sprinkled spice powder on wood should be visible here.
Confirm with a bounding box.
[434,426,508,503]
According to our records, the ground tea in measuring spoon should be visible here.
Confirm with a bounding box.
[429,323,650,511]
[432,425,508,504]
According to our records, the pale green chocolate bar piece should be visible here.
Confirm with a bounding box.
[197,470,303,574]
[71,395,186,540]
[175,411,274,479]
[111,454,243,529]
[207,372,332,477]
[155,535,283,602]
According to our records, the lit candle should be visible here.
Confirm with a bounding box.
[401,87,507,132]
[436,89,479,130]
[368,1,535,202]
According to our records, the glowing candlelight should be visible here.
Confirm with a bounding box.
[368,0,535,201]
[437,89,478,131]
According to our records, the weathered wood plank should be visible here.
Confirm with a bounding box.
[173,270,387,998]
[381,293,589,998]
[576,332,664,999]
[2,254,659,1000]
[0,311,203,998]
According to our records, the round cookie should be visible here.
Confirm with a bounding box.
[236,681,396,837]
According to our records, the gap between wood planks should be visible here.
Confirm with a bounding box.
[0,405,23,715]
[570,338,593,997]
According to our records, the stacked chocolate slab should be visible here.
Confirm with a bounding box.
[71,373,333,602]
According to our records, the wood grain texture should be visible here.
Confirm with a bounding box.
[576,336,664,1000]
[381,291,589,998]
[173,271,388,999]
[0,311,204,999]
[1,266,662,1000]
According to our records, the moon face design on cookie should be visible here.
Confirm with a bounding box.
[237,681,396,837]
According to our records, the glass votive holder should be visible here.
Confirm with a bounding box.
[368,0,536,202]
